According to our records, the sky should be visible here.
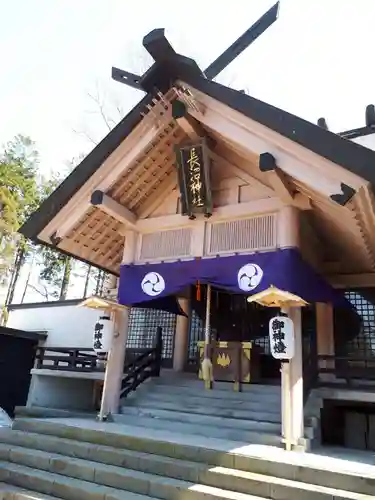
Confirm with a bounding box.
[1,0,375,303]
[1,0,375,177]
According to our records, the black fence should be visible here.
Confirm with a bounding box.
[36,347,99,371]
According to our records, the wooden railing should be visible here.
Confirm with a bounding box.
[120,326,163,399]
[35,347,100,371]
[318,355,375,384]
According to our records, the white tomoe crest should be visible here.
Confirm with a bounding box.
[237,263,263,292]
[141,272,166,296]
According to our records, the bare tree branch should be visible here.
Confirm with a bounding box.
[71,127,98,147]
[27,283,51,301]
[87,91,114,132]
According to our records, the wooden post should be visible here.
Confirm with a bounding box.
[173,297,190,372]
[289,306,304,446]
[277,206,299,249]
[98,230,136,420]
[316,302,335,381]
[278,206,302,449]
[280,306,293,451]
[281,360,292,451]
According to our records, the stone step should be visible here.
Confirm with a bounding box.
[124,399,282,423]
[0,442,373,500]
[0,483,63,499]
[112,412,282,445]
[5,420,375,495]
[0,429,288,488]
[135,384,281,403]
[153,377,280,393]
[14,406,95,421]
[125,398,318,426]
[132,389,281,409]
[119,406,282,432]
[0,462,158,500]
[0,460,267,500]
[0,409,12,428]
[114,412,315,442]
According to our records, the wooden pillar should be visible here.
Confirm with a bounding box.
[99,230,136,418]
[289,306,304,446]
[173,297,190,372]
[278,206,299,248]
[316,302,335,381]
[278,206,304,448]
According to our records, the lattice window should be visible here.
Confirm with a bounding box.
[127,307,176,366]
[340,291,375,358]
[139,228,192,261]
[206,214,276,255]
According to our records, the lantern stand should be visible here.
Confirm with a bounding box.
[201,284,213,389]
[78,296,127,422]
[247,285,308,451]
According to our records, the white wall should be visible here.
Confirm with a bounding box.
[7,302,99,347]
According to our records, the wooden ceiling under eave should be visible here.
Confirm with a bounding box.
[57,95,191,273]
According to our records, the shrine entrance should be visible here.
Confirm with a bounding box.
[186,285,281,384]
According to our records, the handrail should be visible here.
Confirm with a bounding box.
[120,326,163,398]
[35,347,100,372]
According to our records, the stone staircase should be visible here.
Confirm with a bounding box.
[0,409,12,429]
[0,413,374,499]
[117,373,318,448]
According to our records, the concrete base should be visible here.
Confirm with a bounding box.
[27,369,104,412]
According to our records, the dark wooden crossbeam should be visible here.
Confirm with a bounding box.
[112,3,280,90]
[365,104,375,127]
[204,2,280,80]
[143,28,177,62]
[111,67,143,91]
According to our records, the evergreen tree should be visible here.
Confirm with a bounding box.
[0,135,39,286]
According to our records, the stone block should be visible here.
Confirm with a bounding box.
[88,445,129,468]
[9,448,51,472]
[0,445,10,462]
[148,476,193,500]
[7,468,53,496]
[52,476,106,500]
[50,456,95,482]
[94,466,150,495]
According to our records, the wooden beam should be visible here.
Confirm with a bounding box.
[209,150,271,191]
[137,197,284,232]
[327,273,375,288]
[185,85,365,195]
[268,168,295,203]
[258,152,312,209]
[137,175,178,218]
[91,191,137,230]
[293,193,312,211]
[172,99,205,139]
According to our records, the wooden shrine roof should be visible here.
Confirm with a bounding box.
[19,32,375,280]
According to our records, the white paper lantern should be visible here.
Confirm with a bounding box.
[269,316,295,360]
[93,315,114,355]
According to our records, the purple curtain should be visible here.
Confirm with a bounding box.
[118,248,349,309]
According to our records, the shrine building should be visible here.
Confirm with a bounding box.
[19,26,375,451]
